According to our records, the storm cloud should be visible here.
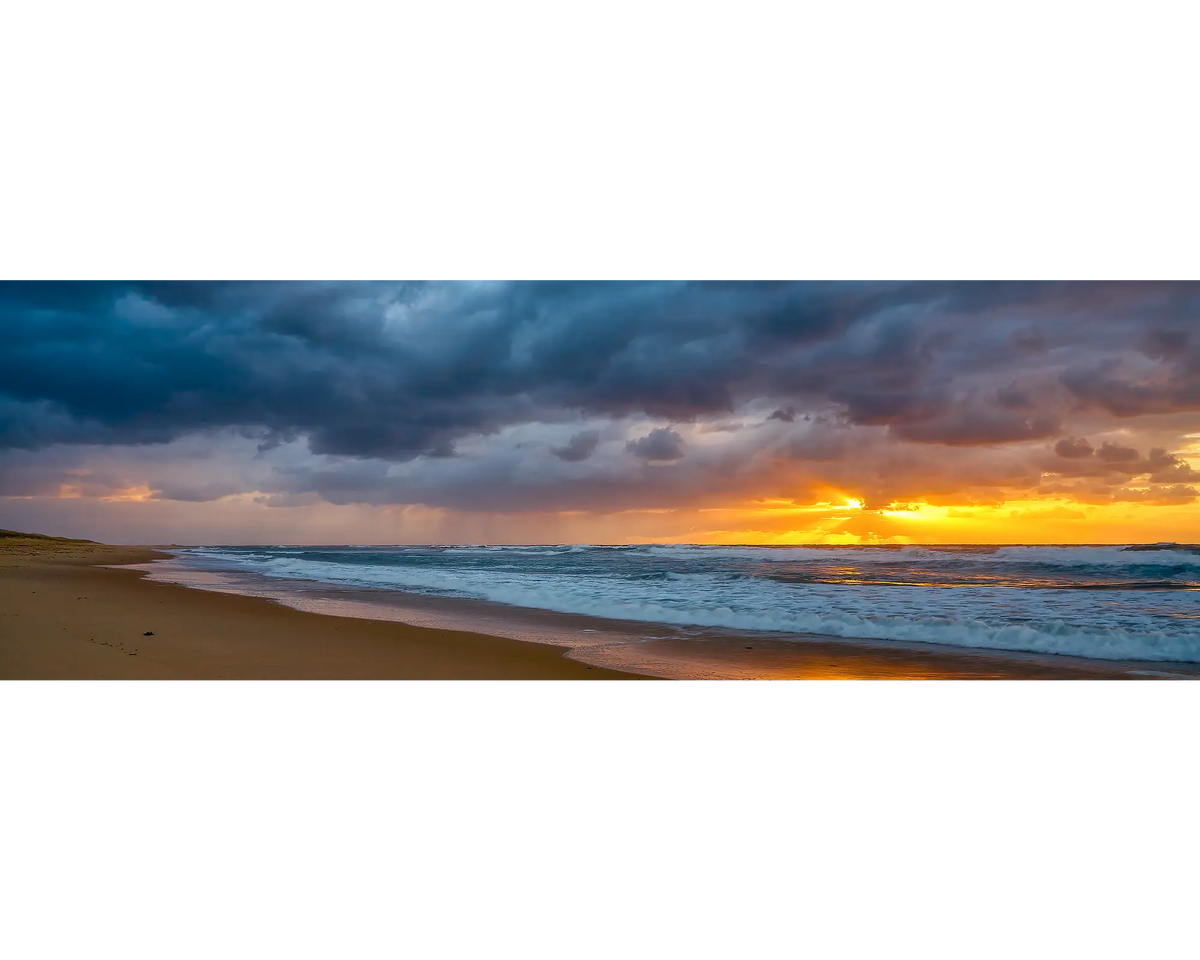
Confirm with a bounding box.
[626,428,686,462]
[552,430,601,462]
[2,281,1200,521]
[1055,437,1094,459]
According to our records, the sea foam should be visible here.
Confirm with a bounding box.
[177,544,1200,662]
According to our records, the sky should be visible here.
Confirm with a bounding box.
[2,280,1199,545]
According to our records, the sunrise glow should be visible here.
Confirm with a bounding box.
[2,281,1199,546]
[4,284,1200,687]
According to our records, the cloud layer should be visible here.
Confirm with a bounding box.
[2,281,1199,534]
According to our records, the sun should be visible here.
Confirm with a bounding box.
[844,498,864,510]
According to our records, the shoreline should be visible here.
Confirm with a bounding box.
[120,547,1200,680]
[4,537,1196,679]
[0,539,651,679]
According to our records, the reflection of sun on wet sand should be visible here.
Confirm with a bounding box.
[568,633,1199,680]
[0,531,647,679]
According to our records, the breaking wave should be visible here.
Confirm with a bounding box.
[175,544,1200,662]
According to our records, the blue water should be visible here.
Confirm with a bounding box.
[171,543,1200,663]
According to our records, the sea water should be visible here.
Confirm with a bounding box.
[160,543,1200,664]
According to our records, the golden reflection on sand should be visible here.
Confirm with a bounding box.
[568,637,1194,681]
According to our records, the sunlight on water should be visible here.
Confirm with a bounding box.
[149,543,1200,664]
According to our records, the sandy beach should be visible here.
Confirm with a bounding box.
[0,535,647,679]
[5,534,1191,679]
[6,286,1200,681]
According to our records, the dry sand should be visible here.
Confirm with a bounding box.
[0,535,647,679]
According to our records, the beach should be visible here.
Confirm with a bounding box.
[0,536,646,679]
[6,282,1200,682]
[4,535,1193,679]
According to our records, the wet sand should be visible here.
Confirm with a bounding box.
[131,556,1197,679]
[567,632,1196,679]
[0,537,647,679]
[3,536,1193,680]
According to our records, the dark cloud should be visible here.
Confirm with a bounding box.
[3,281,1198,457]
[1097,441,1138,463]
[1061,318,1200,419]
[1140,329,1189,360]
[153,480,243,502]
[1055,437,1093,458]
[552,430,601,462]
[1038,443,1199,508]
[0,281,813,455]
[778,426,858,462]
[1011,328,1048,354]
[626,428,686,461]
[1151,466,1200,485]
[3,281,1200,514]
[892,406,1060,446]
[1145,448,1200,483]
[995,383,1034,410]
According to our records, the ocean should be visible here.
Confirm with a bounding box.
[137,543,1200,678]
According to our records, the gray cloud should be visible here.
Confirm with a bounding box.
[892,407,1060,446]
[626,428,685,462]
[1140,329,1190,360]
[4,281,1198,456]
[3,281,1200,515]
[995,383,1034,410]
[552,430,601,462]
[1055,437,1093,458]
[153,480,245,502]
[1097,441,1139,463]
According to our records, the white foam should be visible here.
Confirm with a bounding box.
[227,542,1200,568]
[989,545,1200,567]
[184,548,1200,663]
